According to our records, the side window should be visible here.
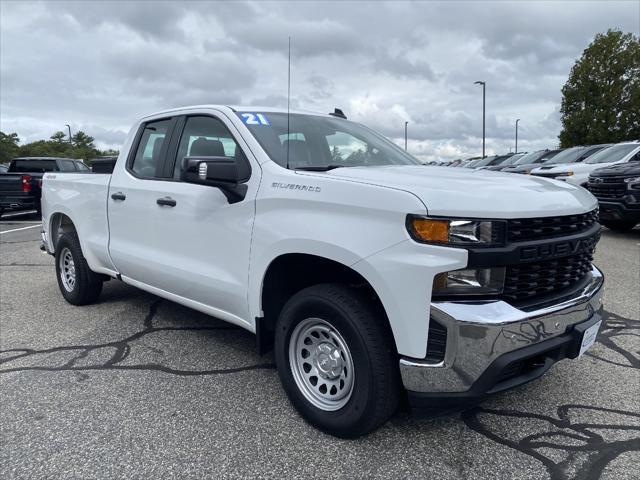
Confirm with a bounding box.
[59,160,76,172]
[131,118,172,178]
[173,116,248,179]
[75,162,90,171]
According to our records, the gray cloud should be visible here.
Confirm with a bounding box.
[1,0,638,159]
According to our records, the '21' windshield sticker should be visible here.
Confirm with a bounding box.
[241,113,270,126]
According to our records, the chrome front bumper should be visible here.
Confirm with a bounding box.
[400,266,604,394]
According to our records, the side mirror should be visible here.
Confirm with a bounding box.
[181,156,248,203]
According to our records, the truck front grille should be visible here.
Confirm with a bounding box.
[503,250,594,301]
[507,210,598,242]
[587,177,626,200]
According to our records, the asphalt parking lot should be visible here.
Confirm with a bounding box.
[1,211,638,480]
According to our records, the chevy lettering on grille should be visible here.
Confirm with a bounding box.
[519,233,599,262]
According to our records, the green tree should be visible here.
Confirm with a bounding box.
[0,131,20,163]
[50,131,68,144]
[559,29,640,147]
[330,145,343,163]
[71,131,95,149]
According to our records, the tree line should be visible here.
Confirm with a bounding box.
[0,130,119,164]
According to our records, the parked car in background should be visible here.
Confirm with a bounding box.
[535,142,640,187]
[0,164,8,173]
[463,158,483,168]
[587,161,640,231]
[466,155,498,169]
[484,153,526,171]
[500,149,563,174]
[530,144,611,177]
[475,153,515,170]
[0,157,90,217]
[460,156,481,167]
[90,156,119,174]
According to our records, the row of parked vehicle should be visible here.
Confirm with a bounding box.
[0,157,91,217]
[427,141,640,231]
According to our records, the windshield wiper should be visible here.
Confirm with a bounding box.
[294,165,345,171]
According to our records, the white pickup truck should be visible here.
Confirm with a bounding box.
[41,105,604,437]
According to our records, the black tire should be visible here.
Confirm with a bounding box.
[602,220,637,232]
[55,233,103,305]
[275,284,400,438]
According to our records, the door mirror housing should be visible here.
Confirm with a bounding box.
[181,156,248,203]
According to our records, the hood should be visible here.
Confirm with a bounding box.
[303,165,597,218]
[590,161,640,177]
[534,163,563,171]
[500,163,540,173]
[531,161,615,175]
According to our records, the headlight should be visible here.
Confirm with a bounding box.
[557,171,574,177]
[433,267,505,296]
[407,216,506,246]
[625,176,640,189]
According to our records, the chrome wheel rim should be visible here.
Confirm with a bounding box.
[289,318,354,411]
[59,247,76,292]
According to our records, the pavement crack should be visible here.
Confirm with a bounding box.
[587,310,639,369]
[0,298,275,377]
[0,239,40,244]
[0,263,51,266]
[462,404,640,480]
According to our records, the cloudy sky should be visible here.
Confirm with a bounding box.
[1,1,638,161]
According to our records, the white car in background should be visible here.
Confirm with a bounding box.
[530,142,640,187]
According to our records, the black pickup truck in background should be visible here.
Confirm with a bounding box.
[587,161,640,231]
[0,157,90,218]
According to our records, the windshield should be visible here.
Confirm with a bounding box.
[514,150,547,165]
[237,112,420,169]
[543,147,586,165]
[584,144,639,164]
[500,153,525,166]
[472,156,498,168]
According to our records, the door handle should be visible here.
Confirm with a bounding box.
[156,197,177,207]
[111,192,126,201]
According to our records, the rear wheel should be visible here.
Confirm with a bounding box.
[602,220,637,232]
[55,233,103,305]
[275,284,400,438]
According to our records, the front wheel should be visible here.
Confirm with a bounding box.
[55,233,103,305]
[602,220,637,232]
[275,284,400,438]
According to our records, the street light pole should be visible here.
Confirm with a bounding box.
[474,81,486,158]
[515,119,520,153]
[404,121,408,151]
[65,124,72,145]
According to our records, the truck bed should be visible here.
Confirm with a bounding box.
[42,172,115,275]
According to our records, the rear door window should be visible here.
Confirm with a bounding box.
[130,118,172,178]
